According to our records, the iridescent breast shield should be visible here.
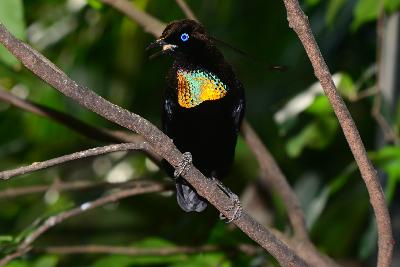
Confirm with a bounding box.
[177,68,228,108]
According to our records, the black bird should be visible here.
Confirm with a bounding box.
[147,19,245,215]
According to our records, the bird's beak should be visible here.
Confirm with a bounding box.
[146,38,178,59]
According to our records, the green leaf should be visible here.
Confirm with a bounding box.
[87,0,103,10]
[207,221,236,245]
[170,253,230,267]
[92,254,184,267]
[351,0,380,31]
[307,163,357,228]
[0,236,13,243]
[369,146,400,202]
[370,145,400,160]
[385,172,398,203]
[304,0,321,7]
[92,256,137,267]
[92,238,185,267]
[3,261,28,267]
[326,0,347,26]
[296,160,358,230]
[286,117,338,157]
[0,0,26,69]
[33,256,59,267]
[358,216,377,259]
[305,95,333,115]
[132,237,175,247]
[384,0,400,12]
[295,174,325,228]
[328,163,357,194]
[337,73,357,100]
[286,123,318,157]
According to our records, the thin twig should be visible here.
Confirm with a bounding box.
[0,179,138,199]
[0,143,152,180]
[0,87,162,162]
[36,243,259,256]
[0,86,121,143]
[0,181,168,266]
[0,180,99,199]
[240,38,340,267]
[39,244,218,256]
[174,0,198,21]
[271,229,340,267]
[281,0,393,266]
[0,247,32,267]
[0,22,308,267]
[348,86,377,102]
[241,121,307,240]
[101,0,166,36]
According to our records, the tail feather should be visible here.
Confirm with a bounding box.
[176,180,207,212]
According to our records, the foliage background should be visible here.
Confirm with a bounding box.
[0,0,399,266]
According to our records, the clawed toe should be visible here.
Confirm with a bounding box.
[174,152,193,178]
[219,193,242,223]
[209,177,242,223]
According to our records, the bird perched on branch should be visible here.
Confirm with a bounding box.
[147,19,245,219]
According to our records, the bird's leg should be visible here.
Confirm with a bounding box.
[210,177,242,223]
[174,152,193,178]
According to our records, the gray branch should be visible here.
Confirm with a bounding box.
[282,0,393,266]
[0,143,151,180]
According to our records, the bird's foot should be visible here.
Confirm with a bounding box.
[210,177,242,223]
[219,193,242,223]
[174,152,193,178]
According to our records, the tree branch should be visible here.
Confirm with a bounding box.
[0,86,120,143]
[281,1,393,266]
[174,0,198,21]
[240,124,341,264]
[0,23,308,267]
[0,143,151,180]
[0,247,31,267]
[0,87,162,162]
[0,181,167,266]
[101,0,165,36]
[40,244,217,256]
[241,121,307,240]
[0,179,139,199]
[36,243,259,256]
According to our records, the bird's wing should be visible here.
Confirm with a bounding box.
[232,98,245,134]
[162,89,177,135]
[232,79,245,133]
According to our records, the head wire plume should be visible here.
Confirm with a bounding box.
[210,37,288,72]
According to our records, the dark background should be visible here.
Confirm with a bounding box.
[0,0,399,266]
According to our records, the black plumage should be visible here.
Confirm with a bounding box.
[148,19,245,213]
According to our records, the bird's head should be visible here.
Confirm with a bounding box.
[147,19,216,62]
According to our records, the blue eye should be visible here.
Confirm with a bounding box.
[180,33,189,42]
